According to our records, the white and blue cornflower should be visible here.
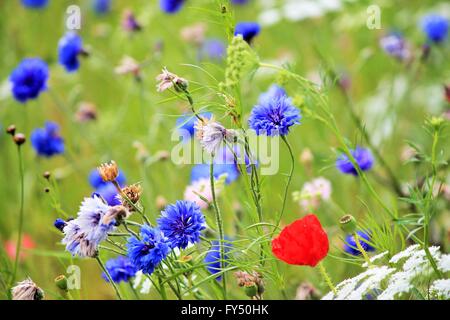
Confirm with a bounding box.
[61,196,116,257]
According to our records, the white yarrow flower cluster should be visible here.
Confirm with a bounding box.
[322,245,450,300]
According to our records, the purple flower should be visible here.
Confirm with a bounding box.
[127,225,171,275]
[102,256,137,283]
[30,122,64,157]
[343,231,375,256]
[160,0,185,14]
[92,0,111,15]
[379,32,411,61]
[21,0,48,9]
[234,22,260,43]
[157,200,206,249]
[336,146,374,175]
[58,32,84,72]
[248,85,301,136]
[9,58,49,103]
[421,14,448,43]
[199,39,226,61]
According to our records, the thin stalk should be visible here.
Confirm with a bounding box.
[210,157,227,299]
[274,136,295,232]
[353,233,372,267]
[11,145,25,286]
[96,256,123,300]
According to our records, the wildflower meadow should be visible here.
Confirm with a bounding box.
[0,0,449,303]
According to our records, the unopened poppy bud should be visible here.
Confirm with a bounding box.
[244,282,258,298]
[6,125,16,135]
[54,275,68,291]
[340,214,357,234]
[13,133,26,146]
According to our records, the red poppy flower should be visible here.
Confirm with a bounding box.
[272,214,329,267]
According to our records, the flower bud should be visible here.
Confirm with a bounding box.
[43,171,51,179]
[98,161,119,182]
[54,275,68,291]
[13,133,26,146]
[6,125,16,135]
[339,214,357,234]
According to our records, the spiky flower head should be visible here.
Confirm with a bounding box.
[12,278,44,300]
[157,200,206,249]
[98,160,119,183]
[156,67,188,92]
[194,116,236,155]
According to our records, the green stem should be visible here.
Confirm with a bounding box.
[318,262,337,296]
[159,277,168,300]
[96,256,123,300]
[11,145,25,286]
[129,281,140,300]
[274,136,295,232]
[422,131,443,278]
[210,157,227,299]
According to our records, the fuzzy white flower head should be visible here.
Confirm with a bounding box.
[194,117,236,155]
[156,67,188,92]
[12,278,44,300]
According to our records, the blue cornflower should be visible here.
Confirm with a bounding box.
[421,14,448,43]
[232,0,249,4]
[92,0,111,15]
[248,86,301,136]
[95,184,121,206]
[21,0,48,9]
[157,200,206,249]
[336,146,374,176]
[30,122,64,157]
[102,256,137,283]
[127,225,171,274]
[62,196,115,257]
[204,239,232,281]
[258,84,287,104]
[199,39,226,61]
[160,0,185,14]
[343,231,375,256]
[176,112,212,141]
[234,22,260,43]
[54,218,66,232]
[190,163,239,185]
[58,32,84,72]
[379,32,411,61]
[10,58,49,103]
